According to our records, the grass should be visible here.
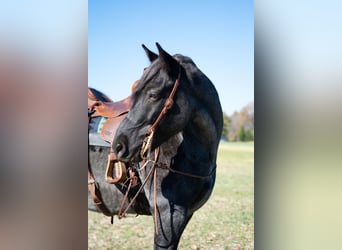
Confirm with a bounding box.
[88,141,254,249]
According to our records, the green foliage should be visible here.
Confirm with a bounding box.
[238,126,254,141]
[239,126,247,141]
[222,112,230,140]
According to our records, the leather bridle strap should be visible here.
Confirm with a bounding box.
[140,66,181,159]
[157,162,217,179]
[118,157,157,218]
[118,148,161,235]
[148,66,181,135]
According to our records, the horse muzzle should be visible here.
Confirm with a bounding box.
[113,133,144,163]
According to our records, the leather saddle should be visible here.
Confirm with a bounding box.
[88,84,136,184]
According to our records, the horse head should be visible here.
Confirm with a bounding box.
[114,43,222,163]
[114,43,190,162]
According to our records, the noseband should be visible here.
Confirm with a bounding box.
[140,66,181,159]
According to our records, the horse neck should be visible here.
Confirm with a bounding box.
[157,113,219,177]
[183,124,218,167]
[187,107,220,154]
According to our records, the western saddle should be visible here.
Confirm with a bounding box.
[88,84,136,218]
[88,82,138,185]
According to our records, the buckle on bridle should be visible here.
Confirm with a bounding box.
[140,129,155,160]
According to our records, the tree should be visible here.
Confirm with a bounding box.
[228,111,240,141]
[238,126,247,141]
[238,125,254,141]
[224,101,254,142]
[222,112,230,140]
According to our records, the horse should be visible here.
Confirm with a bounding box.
[112,43,223,249]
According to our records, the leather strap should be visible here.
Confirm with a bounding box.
[105,148,127,184]
[88,108,116,217]
[148,67,181,135]
[140,66,181,159]
[88,166,116,216]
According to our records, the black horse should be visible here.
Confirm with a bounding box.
[112,43,223,249]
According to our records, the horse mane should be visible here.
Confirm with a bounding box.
[174,54,223,136]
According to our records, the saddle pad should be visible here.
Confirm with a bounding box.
[89,116,110,147]
[89,133,110,147]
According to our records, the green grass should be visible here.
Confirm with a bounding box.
[88,141,254,249]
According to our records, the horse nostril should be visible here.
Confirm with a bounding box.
[116,143,123,153]
[114,136,129,159]
[115,142,128,159]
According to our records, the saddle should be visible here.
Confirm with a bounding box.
[88,86,134,184]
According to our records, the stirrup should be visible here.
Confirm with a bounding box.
[105,156,127,184]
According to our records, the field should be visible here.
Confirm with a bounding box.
[88,141,254,249]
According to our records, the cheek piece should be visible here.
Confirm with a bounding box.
[140,67,180,159]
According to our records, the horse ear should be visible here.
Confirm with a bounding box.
[142,44,158,62]
[156,43,179,77]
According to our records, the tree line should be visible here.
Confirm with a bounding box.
[222,102,254,141]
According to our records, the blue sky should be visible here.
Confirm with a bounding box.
[89,0,253,115]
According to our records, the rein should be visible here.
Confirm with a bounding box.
[118,147,215,234]
[119,68,181,232]
[88,64,215,228]
[118,65,215,234]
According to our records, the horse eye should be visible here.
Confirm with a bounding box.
[148,92,159,101]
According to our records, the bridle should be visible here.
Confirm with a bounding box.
[140,64,217,179]
[118,65,216,234]
[118,67,182,232]
[140,66,181,159]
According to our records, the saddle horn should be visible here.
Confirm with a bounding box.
[142,44,158,62]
